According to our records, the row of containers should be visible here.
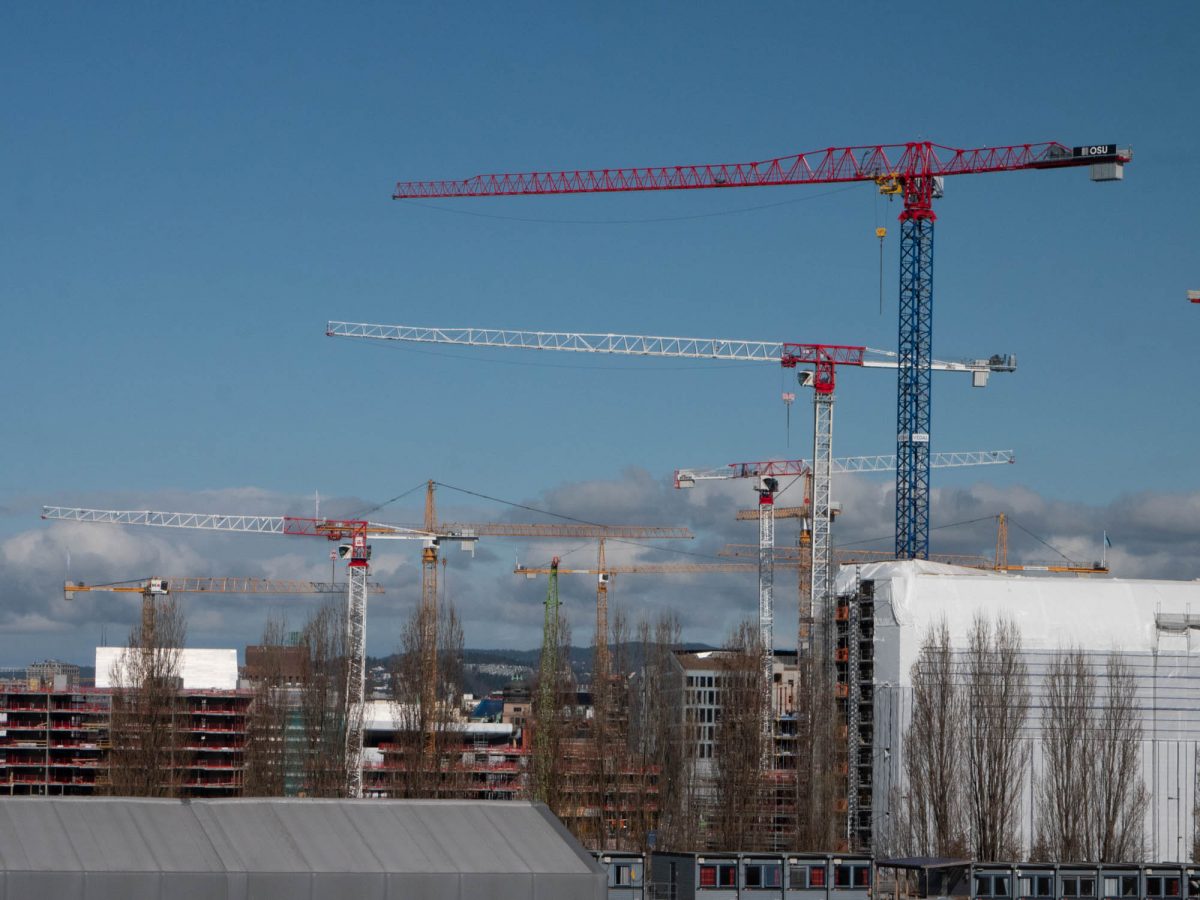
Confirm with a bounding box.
[591,852,1200,900]
[594,852,872,900]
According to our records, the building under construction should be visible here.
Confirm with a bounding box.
[835,560,1200,861]
[0,653,251,796]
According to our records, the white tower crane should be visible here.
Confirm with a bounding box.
[673,450,1013,731]
[40,505,690,796]
[325,322,1013,650]
[41,507,451,798]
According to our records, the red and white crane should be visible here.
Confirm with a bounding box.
[326,322,1013,654]
[673,449,1013,722]
[42,506,449,798]
[41,504,691,796]
[388,139,1129,560]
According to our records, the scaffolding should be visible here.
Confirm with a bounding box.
[835,576,875,851]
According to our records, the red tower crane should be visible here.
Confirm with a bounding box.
[390,140,1130,560]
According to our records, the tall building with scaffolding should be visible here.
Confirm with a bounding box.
[836,560,1200,861]
[670,648,808,850]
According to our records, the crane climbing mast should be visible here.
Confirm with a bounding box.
[388,139,1129,559]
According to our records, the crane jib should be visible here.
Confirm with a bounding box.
[383,137,1126,564]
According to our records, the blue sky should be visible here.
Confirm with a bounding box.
[3,2,1198,664]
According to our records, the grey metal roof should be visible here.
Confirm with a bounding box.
[876,856,973,870]
[0,797,605,900]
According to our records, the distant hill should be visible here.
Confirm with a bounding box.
[367,641,718,698]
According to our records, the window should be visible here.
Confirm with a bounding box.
[1103,875,1139,898]
[745,862,782,889]
[978,875,1009,898]
[1063,877,1096,899]
[1037,877,1055,898]
[811,866,827,887]
[856,867,871,887]
[1147,877,1183,898]
[789,866,809,889]
[613,865,637,886]
[700,863,737,889]
[836,866,853,888]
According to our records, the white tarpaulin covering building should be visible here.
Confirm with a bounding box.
[94,646,237,690]
[837,560,1200,861]
[0,798,605,899]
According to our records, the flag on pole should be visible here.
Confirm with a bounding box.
[1104,532,1113,548]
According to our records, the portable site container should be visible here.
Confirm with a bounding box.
[651,852,739,900]
[829,855,874,900]
[1143,865,1188,900]
[650,852,872,900]
[1098,865,1141,900]
[594,851,647,900]
[785,854,838,900]
[879,862,1199,900]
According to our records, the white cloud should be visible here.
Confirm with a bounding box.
[3,475,1200,666]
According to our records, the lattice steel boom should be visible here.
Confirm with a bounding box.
[42,504,396,798]
[392,141,1129,199]
[387,138,1128,559]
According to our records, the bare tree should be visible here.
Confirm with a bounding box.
[587,569,613,828]
[1091,654,1148,861]
[904,618,967,856]
[1035,650,1148,862]
[243,613,293,797]
[390,597,466,798]
[106,595,188,797]
[1194,748,1200,864]
[589,604,631,850]
[964,613,1029,861]
[296,600,354,796]
[794,637,843,851]
[711,621,768,851]
[629,611,696,851]
[532,607,574,815]
[1036,649,1096,860]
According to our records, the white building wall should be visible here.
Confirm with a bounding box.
[94,647,238,690]
[841,561,1200,862]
